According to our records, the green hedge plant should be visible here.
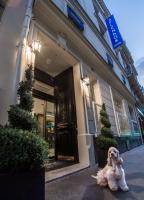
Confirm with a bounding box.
[8,106,37,131]
[1,66,49,173]
[0,128,48,173]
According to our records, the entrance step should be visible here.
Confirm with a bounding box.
[45,163,89,182]
[45,160,75,171]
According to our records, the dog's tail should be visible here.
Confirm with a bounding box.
[91,175,97,180]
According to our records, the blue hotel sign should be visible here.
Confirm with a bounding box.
[67,6,84,31]
[106,15,123,49]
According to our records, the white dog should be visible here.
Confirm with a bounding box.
[92,147,129,192]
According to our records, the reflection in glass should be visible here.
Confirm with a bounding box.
[33,98,55,160]
[45,102,55,160]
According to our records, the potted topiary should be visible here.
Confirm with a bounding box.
[0,128,48,200]
[96,104,118,168]
[8,65,37,131]
[0,65,48,200]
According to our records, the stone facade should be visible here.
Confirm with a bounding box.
[0,0,143,168]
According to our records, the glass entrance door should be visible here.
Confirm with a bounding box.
[33,98,45,137]
[45,101,55,160]
[33,98,55,160]
[33,68,78,164]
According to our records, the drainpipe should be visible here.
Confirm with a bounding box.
[16,0,34,83]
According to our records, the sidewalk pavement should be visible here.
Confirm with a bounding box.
[46,145,144,200]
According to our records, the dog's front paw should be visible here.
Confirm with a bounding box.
[110,186,118,191]
[122,186,129,192]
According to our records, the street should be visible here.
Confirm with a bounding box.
[46,145,144,200]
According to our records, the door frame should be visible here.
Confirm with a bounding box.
[33,68,79,163]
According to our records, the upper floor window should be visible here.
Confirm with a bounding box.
[128,105,136,121]
[121,74,126,85]
[125,65,132,76]
[106,53,113,68]
[67,5,84,31]
[96,13,107,36]
[0,0,7,20]
[113,96,123,114]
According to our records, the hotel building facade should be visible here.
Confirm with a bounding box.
[0,0,144,169]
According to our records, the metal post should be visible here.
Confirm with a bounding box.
[16,0,34,83]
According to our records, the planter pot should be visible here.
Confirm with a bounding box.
[0,168,45,200]
[97,149,108,168]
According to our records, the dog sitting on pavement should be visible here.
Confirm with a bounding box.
[92,147,129,192]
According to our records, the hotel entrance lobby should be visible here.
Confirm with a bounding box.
[32,30,79,170]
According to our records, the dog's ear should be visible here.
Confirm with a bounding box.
[118,157,123,165]
[107,151,112,166]
[117,150,120,159]
[116,149,123,164]
[107,157,112,166]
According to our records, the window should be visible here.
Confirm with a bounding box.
[128,106,136,121]
[128,105,140,134]
[97,15,107,36]
[113,94,130,135]
[92,0,107,37]
[67,5,84,31]
[106,53,113,68]
[125,65,132,76]
[114,97,123,113]
[0,0,7,20]
[121,74,126,85]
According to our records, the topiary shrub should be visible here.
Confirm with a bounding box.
[96,135,118,150]
[96,103,118,151]
[8,65,37,131]
[17,66,34,112]
[100,103,113,138]
[8,106,37,131]
[0,128,48,173]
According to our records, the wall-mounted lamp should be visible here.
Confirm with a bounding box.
[32,40,42,53]
[81,75,90,86]
[26,45,33,65]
